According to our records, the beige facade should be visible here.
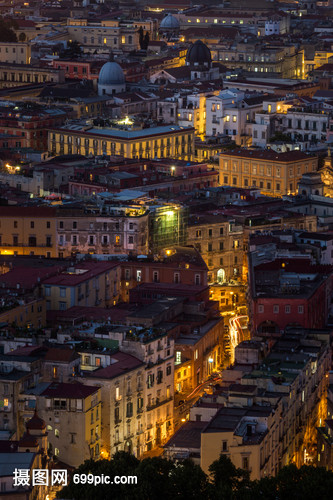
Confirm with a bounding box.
[0,206,149,259]
[211,42,303,79]
[0,43,31,65]
[42,262,120,311]
[0,63,64,88]
[187,215,244,284]
[67,24,139,54]
[219,150,318,196]
[38,384,102,467]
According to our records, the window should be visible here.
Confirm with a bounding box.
[298,305,304,314]
[232,115,237,122]
[153,271,159,283]
[195,274,201,285]
[73,221,77,229]
[196,230,201,238]
[226,115,230,122]
[176,351,181,364]
[126,402,133,418]
[222,441,228,451]
[219,242,224,250]
[174,272,180,284]
[55,429,60,438]
[208,243,213,252]
[46,221,51,228]
[115,235,120,246]
[242,457,249,470]
[285,305,291,314]
[136,270,142,282]
[273,305,279,314]
[258,305,264,313]
[59,302,66,311]
[166,365,172,375]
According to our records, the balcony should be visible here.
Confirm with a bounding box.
[146,396,173,412]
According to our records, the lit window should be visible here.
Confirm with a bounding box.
[104,38,107,44]
[176,351,181,363]
[233,116,237,122]
[226,115,230,122]
[121,36,125,44]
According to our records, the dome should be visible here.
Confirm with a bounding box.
[160,14,180,29]
[186,40,211,66]
[98,61,125,86]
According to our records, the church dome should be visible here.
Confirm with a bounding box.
[160,14,180,30]
[98,61,125,86]
[186,40,211,66]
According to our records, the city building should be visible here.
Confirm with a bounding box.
[219,149,318,196]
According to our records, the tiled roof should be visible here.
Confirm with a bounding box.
[44,348,80,363]
[43,261,119,286]
[41,382,99,399]
[220,149,314,162]
[88,352,143,380]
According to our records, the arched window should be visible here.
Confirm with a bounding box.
[217,269,225,284]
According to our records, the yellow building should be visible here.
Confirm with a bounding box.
[187,214,244,284]
[42,261,120,311]
[48,124,195,161]
[219,149,318,196]
[0,297,46,328]
[39,382,102,467]
[0,63,64,88]
[0,206,58,258]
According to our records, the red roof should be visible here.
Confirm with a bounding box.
[44,348,80,363]
[43,261,119,286]
[0,206,57,217]
[0,265,65,289]
[88,352,143,379]
[42,382,99,399]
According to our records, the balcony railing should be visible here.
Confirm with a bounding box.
[146,396,173,412]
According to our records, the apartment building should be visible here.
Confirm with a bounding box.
[0,42,31,65]
[81,350,145,458]
[248,257,333,335]
[42,261,120,311]
[0,63,64,88]
[38,382,102,467]
[48,124,195,161]
[201,329,331,477]
[219,149,318,196]
[212,41,303,79]
[205,90,265,145]
[187,214,244,284]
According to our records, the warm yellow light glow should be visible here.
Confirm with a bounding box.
[0,250,14,255]
[166,250,171,255]
[181,418,186,422]
[165,211,174,216]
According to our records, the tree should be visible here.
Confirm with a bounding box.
[0,17,17,42]
[18,32,26,42]
[60,40,82,59]
[138,26,144,50]
[208,454,250,500]
[143,32,150,50]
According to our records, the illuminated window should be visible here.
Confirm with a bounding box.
[104,38,107,44]
[115,387,121,401]
[176,351,181,363]
[233,115,237,122]
[121,36,125,44]
[268,104,272,113]
[226,115,230,122]
[4,398,8,407]
[188,113,192,121]
[115,235,120,245]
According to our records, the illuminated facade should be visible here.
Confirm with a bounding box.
[187,215,243,284]
[38,383,102,467]
[0,42,31,65]
[48,125,195,161]
[219,149,318,196]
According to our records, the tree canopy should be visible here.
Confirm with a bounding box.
[57,452,333,500]
[0,17,18,43]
